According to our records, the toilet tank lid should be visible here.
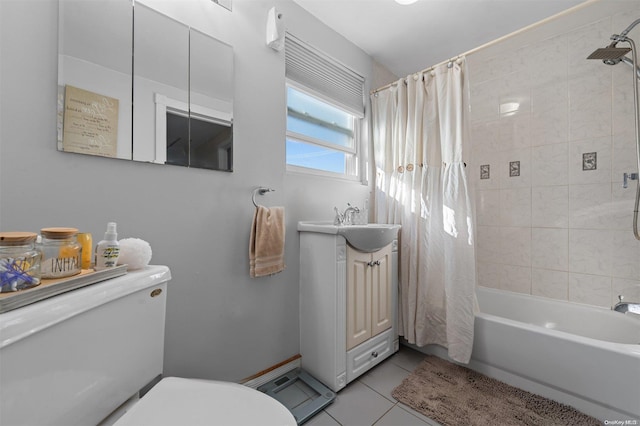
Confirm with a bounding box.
[114,377,297,426]
[0,265,171,349]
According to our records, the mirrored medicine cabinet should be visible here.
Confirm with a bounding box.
[57,0,234,172]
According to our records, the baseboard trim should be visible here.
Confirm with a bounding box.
[240,354,302,389]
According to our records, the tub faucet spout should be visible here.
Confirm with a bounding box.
[613,295,640,315]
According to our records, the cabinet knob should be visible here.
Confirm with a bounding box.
[371,351,378,358]
[375,260,381,266]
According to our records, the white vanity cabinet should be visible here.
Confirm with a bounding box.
[299,230,398,392]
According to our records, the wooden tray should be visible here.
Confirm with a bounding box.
[0,265,127,313]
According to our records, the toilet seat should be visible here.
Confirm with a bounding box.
[113,377,297,426]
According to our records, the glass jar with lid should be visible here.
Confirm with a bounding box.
[0,232,42,292]
[39,227,82,279]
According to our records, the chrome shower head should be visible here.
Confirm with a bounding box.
[587,46,631,65]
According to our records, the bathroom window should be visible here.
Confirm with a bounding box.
[285,33,364,180]
[286,85,359,177]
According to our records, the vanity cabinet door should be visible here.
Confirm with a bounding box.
[346,244,393,351]
[346,248,372,350]
[371,245,392,337]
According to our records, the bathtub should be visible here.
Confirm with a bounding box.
[407,286,640,421]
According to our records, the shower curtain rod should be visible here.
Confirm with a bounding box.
[371,0,599,95]
[371,55,463,94]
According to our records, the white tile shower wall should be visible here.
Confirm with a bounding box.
[469,2,640,308]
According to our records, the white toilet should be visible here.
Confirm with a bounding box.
[0,266,296,426]
[112,377,295,426]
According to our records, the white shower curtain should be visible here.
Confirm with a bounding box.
[371,59,478,363]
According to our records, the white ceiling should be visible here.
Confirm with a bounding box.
[292,0,588,78]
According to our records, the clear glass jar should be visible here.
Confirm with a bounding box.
[0,232,42,292]
[39,227,82,279]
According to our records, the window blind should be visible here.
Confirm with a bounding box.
[285,33,365,118]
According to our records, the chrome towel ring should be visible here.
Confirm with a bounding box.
[252,187,275,207]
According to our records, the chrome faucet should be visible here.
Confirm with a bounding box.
[334,203,360,225]
[333,207,345,225]
[343,203,360,225]
[613,295,640,315]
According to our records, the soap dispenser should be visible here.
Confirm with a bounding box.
[94,222,120,271]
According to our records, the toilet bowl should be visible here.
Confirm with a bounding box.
[113,377,296,426]
[0,266,295,426]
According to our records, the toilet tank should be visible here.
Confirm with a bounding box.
[0,265,171,426]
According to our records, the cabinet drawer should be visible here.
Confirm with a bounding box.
[346,329,394,383]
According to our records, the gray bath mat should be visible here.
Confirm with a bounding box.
[391,355,600,426]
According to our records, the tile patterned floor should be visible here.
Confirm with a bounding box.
[305,346,441,426]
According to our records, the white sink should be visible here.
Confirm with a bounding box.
[298,221,401,252]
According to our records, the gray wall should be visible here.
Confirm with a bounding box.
[0,0,372,382]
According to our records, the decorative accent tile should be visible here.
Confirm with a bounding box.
[480,164,490,179]
[509,160,520,177]
[582,152,597,170]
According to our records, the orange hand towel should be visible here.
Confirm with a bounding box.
[249,206,286,278]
